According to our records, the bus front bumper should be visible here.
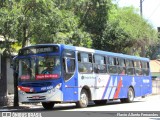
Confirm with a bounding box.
[18,88,63,103]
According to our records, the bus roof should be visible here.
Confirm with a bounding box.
[20,44,150,62]
[62,44,149,62]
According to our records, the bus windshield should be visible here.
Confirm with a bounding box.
[18,55,61,81]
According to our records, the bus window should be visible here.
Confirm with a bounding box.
[141,62,150,76]
[108,57,117,74]
[63,50,75,81]
[93,54,107,74]
[126,59,134,75]
[134,61,142,76]
[117,58,126,75]
[78,52,93,73]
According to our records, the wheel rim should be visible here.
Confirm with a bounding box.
[80,92,88,106]
[128,88,134,101]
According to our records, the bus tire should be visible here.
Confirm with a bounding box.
[94,100,107,105]
[76,89,89,108]
[125,87,134,103]
[42,102,55,110]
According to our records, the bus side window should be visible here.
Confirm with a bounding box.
[108,57,117,74]
[93,54,107,74]
[78,52,93,73]
[117,58,126,75]
[126,59,134,75]
[141,61,149,76]
[134,61,142,76]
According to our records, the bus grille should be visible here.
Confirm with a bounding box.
[21,82,52,87]
[25,91,47,94]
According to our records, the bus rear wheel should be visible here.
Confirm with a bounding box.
[76,89,88,108]
[125,87,134,103]
[120,87,134,103]
[42,102,55,110]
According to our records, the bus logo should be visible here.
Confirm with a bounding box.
[131,78,136,86]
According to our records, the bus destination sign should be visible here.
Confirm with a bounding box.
[19,46,59,55]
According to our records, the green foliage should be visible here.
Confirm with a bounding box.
[107,5,158,56]
[0,0,92,50]
[146,35,160,60]
[101,21,132,53]
[0,0,158,58]
[0,0,18,54]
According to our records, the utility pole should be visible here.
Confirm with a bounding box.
[140,0,145,57]
[140,0,143,16]
[158,27,160,32]
[158,27,160,38]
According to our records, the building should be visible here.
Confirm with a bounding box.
[150,60,160,94]
[150,60,160,79]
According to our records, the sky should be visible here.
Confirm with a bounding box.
[115,0,160,29]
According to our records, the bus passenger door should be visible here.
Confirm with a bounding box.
[62,53,78,102]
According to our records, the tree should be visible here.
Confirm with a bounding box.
[14,0,56,47]
[74,0,112,49]
[0,0,17,55]
[105,5,157,56]
[0,0,18,106]
[146,36,160,60]
[13,0,92,47]
[101,21,132,53]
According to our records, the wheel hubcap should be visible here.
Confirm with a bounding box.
[81,93,87,106]
[129,89,134,101]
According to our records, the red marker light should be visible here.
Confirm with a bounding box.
[17,86,32,92]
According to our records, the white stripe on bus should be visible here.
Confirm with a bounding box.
[109,77,118,99]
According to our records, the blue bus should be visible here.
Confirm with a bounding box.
[13,44,152,109]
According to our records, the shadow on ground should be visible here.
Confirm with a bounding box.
[0,100,144,112]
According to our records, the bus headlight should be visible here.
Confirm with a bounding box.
[55,83,62,89]
[19,91,25,95]
[48,90,51,93]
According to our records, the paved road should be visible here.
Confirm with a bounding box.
[0,95,160,118]
[1,95,160,111]
[61,95,160,111]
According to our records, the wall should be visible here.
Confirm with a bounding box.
[6,58,14,94]
[152,79,160,94]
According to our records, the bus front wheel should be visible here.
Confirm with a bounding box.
[76,89,89,108]
[42,102,55,110]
